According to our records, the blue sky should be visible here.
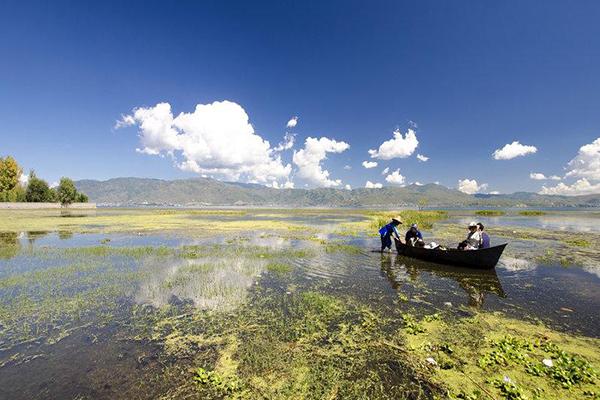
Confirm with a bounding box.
[1,1,600,194]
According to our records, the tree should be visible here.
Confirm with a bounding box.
[25,171,54,202]
[57,177,78,205]
[417,197,429,211]
[77,192,89,203]
[0,156,22,194]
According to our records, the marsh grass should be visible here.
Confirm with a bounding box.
[475,210,506,216]
[519,210,547,216]
[368,210,448,232]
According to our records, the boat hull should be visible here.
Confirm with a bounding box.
[394,240,506,269]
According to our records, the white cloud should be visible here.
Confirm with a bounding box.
[293,136,349,187]
[385,169,405,185]
[343,165,352,170]
[50,181,59,189]
[416,154,429,162]
[539,178,600,196]
[118,101,292,185]
[492,141,537,160]
[362,160,378,169]
[489,191,501,195]
[365,180,383,189]
[344,184,352,190]
[381,167,389,175]
[19,173,29,186]
[368,128,418,160]
[413,181,423,186]
[457,178,488,194]
[114,114,135,129]
[286,116,298,129]
[274,132,295,152]
[564,137,600,180]
[530,172,561,181]
[270,180,295,189]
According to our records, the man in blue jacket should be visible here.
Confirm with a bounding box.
[405,223,424,246]
[379,216,403,252]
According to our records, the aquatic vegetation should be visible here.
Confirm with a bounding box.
[266,262,293,275]
[563,238,592,248]
[404,312,600,400]
[519,210,547,216]
[475,210,506,216]
[323,242,363,254]
[368,210,448,231]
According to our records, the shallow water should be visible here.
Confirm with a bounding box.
[0,209,599,399]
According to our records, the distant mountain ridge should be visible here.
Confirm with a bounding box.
[75,177,600,208]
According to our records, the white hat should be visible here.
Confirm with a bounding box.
[468,221,477,227]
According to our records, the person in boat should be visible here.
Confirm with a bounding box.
[458,221,482,250]
[477,222,490,248]
[405,223,424,247]
[379,216,403,252]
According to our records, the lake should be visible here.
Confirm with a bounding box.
[0,209,598,399]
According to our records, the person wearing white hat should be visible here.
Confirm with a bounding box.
[458,221,482,250]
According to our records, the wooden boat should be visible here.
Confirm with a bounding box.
[394,239,507,269]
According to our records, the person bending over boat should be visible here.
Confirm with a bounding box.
[477,222,490,248]
[379,216,403,252]
[405,223,424,247]
[458,221,482,250]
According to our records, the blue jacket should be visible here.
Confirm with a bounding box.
[405,229,423,242]
[379,223,399,237]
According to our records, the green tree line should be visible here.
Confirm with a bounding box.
[0,156,88,204]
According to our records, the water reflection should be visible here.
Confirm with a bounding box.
[380,254,505,308]
[135,256,265,311]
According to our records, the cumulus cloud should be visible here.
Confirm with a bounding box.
[118,101,292,186]
[368,128,418,160]
[286,116,298,129]
[19,173,29,186]
[274,132,295,152]
[362,160,378,169]
[564,137,600,180]
[343,165,352,170]
[489,191,500,195]
[492,141,537,160]
[292,137,349,187]
[365,180,383,189]
[457,178,488,194]
[539,178,600,196]
[381,167,389,175]
[270,180,295,189]
[344,184,352,190]
[385,169,405,185]
[530,172,561,181]
[416,154,429,162]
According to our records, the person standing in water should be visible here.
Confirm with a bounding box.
[379,216,403,252]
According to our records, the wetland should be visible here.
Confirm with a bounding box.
[0,208,599,399]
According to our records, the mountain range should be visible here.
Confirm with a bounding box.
[74,177,600,208]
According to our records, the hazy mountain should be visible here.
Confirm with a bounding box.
[75,178,600,208]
